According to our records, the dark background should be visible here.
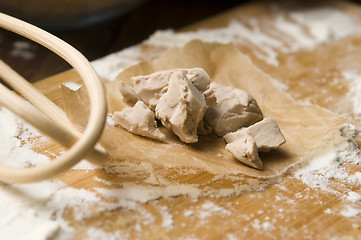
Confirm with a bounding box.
[0,0,246,82]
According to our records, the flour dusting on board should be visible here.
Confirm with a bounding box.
[293,124,361,194]
[0,106,359,239]
[91,7,360,80]
[0,107,49,168]
[92,46,144,80]
[0,106,267,239]
[10,41,36,60]
[1,5,361,240]
[341,70,361,115]
[147,7,360,67]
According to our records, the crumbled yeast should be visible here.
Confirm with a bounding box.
[115,69,285,169]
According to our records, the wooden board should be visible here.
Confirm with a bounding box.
[29,1,361,239]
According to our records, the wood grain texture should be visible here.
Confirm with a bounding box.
[30,1,361,239]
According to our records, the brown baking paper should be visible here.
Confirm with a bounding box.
[62,40,347,179]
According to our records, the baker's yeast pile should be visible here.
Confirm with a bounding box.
[112,68,285,169]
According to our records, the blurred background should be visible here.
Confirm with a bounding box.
[0,0,245,82]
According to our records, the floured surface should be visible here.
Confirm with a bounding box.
[260,35,361,128]
[91,41,345,178]
[1,1,361,239]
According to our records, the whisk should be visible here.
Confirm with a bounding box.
[0,13,108,184]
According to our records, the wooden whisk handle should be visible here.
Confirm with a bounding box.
[0,13,108,184]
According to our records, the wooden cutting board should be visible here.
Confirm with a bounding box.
[31,1,361,239]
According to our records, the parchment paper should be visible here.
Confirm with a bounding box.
[62,40,347,178]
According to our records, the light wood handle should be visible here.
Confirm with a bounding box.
[0,13,108,184]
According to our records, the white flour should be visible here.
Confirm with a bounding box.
[159,205,174,229]
[275,8,358,51]
[86,228,128,240]
[0,112,359,237]
[0,5,361,240]
[10,41,36,60]
[146,8,360,67]
[198,201,232,220]
[0,108,106,239]
[92,46,144,80]
[294,124,361,194]
[341,70,361,115]
[340,206,361,218]
[347,191,361,203]
[91,7,360,81]
[0,108,49,168]
[0,181,97,240]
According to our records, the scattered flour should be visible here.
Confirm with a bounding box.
[0,181,99,240]
[93,176,113,186]
[293,124,361,219]
[251,219,261,230]
[159,205,174,230]
[94,183,201,204]
[261,221,275,231]
[0,107,169,239]
[251,218,275,231]
[184,210,194,217]
[340,206,361,218]
[0,107,49,168]
[346,191,361,203]
[226,233,239,240]
[294,124,361,194]
[274,8,358,51]
[324,208,333,214]
[92,46,144,80]
[10,41,36,60]
[70,159,100,170]
[86,228,128,240]
[198,201,232,220]
[341,70,361,115]
[146,8,360,67]
[90,7,360,81]
[0,5,360,239]
[288,8,358,44]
